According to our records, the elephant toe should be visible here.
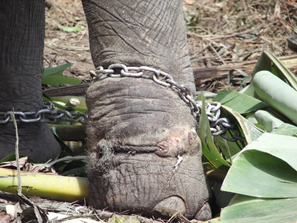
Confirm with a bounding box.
[153,196,186,217]
[194,201,212,221]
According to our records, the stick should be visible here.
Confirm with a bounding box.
[10,111,22,195]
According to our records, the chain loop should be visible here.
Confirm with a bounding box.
[0,102,87,124]
[0,64,245,142]
[91,64,245,142]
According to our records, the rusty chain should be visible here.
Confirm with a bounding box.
[90,64,245,142]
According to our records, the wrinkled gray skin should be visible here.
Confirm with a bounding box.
[0,0,211,220]
[83,0,211,220]
[0,1,61,162]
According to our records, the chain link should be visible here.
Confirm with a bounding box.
[91,64,245,142]
[0,102,88,125]
[0,64,244,142]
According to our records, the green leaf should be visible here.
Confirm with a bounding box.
[254,110,284,132]
[222,149,297,198]
[252,70,297,124]
[216,51,297,223]
[220,195,297,223]
[213,90,267,114]
[42,76,81,87]
[43,96,72,111]
[245,112,257,124]
[252,50,297,90]
[272,123,297,136]
[51,96,87,113]
[198,98,230,169]
[213,136,242,162]
[42,63,81,86]
[222,133,297,198]
[0,154,34,163]
[57,22,82,32]
[221,106,263,143]
[43,63,73,76]
[239,84,257,97]
[212,181,235,208]
[248,133,297,171]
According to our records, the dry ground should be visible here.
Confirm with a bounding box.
[44,0,93,82]
[44,0,297,92]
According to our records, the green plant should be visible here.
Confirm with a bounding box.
[202,51,297,222]
[42,63,81,87]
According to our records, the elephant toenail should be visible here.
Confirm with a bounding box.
[153,196,186,217]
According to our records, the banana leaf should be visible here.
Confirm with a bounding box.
[43,63,81,87]
[219,133,297,222]
[220,195,297,223]
[213,90,267,114]
[252,50,297,90]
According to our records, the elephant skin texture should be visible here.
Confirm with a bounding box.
[86,77,211,220]
[82,0,212,219]
[0,0,61,162]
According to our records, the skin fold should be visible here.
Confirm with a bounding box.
[83,0,211,219]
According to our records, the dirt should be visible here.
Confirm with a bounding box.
[44,0,297,92]
[44,0,93,82]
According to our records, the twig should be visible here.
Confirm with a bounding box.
[187,27,260,40]
[167,212,191,223]
[259,36,283,52]
[190,42,211,60]
[208,42,226,65]
[43,55,51,66]
[166,212,178,223]
[9,112,49,222]
[10,111,21,196]
[45,44,89,51]
[77,27,88,42]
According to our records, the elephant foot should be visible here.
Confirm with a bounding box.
[87,137,211,219]
[87,78,211,219]
[88,148,210,219]
[0,122,61,162]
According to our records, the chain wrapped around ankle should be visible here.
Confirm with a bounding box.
[90,64,245,142]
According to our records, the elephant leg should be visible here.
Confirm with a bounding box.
[83,0,211,220]
[0,1,61,162]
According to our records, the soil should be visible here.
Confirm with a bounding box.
[44,0,93,83]
[44,0,297,93]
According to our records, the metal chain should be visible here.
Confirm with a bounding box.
[90,64,245,142]
[0,63,244,142]
[0,102,88,125]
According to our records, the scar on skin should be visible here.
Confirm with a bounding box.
[155,127,198,157]
[155,140,183,157]
[188,128,197,145]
